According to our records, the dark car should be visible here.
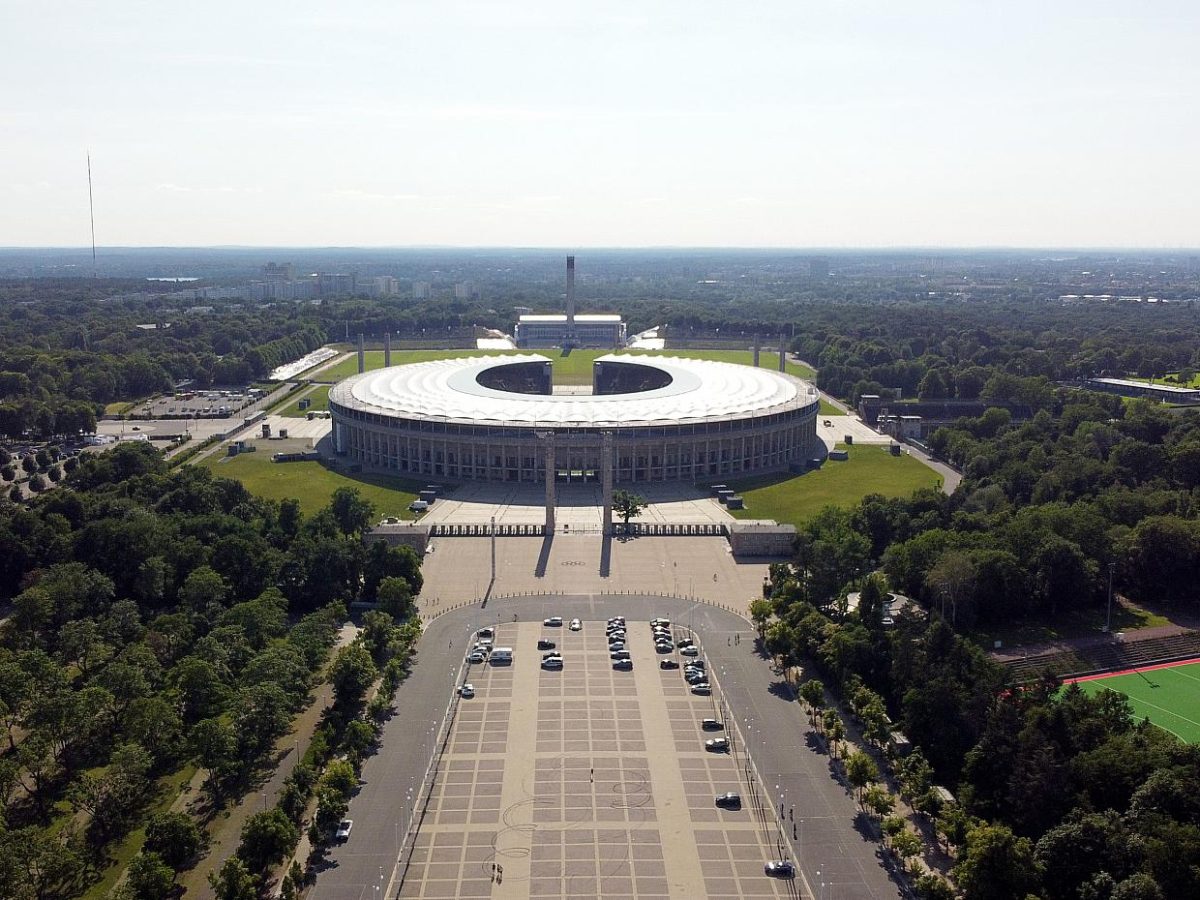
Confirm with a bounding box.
[655,641,673,653]
[701,718,724,731]
[659,659,680,670]
[537,639,556,650]
[613,659,633,671]
[704,737,729,752]
[715,792,742,809]
[765,860,795,878]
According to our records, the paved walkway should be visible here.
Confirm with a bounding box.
[313,596,902,899]
[418,535,771,611]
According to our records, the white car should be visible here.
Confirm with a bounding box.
[458,683,475,698]
[467,651,486,664]
[569,618,582,631]
[335,819,353,841]
[541,656,564,670]
[544,616,563,627]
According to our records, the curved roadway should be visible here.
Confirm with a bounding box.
[312,595,905,900]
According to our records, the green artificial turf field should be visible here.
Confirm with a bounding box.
[726,445,942,527]
[1074,660,1200,744]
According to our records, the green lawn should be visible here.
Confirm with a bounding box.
[725,445,942,527]
[1123,372,1200,388]
[201,453,424,518]
[315,348,818,385]
[972,604,1171,649]
[1075,661,1200,744]
[277,385,331,417]
[818,398,841,416]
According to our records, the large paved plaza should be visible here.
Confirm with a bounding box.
[396,620,793,899]
[313,596,903,900]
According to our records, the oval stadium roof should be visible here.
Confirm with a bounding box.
[329,354,817,428]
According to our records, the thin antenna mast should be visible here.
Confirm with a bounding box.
[87,152,97,277]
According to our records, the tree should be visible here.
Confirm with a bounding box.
[209,856,258,900]
[126,851,175,900]
[798,679,826,724]
[846,750,879,802]
[748,597,772,635]
[329,487,374,536]
[925,550,976,627]
[611,489,647,526]
[330,643,378,707]
[891,828,923,873]
[863,784,895,820]
[144,811,204,868]
[238,808,299,873]
[953,823,1041,900]
[377,576,415,621]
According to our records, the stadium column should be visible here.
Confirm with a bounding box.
[384,330,391,367]
[357,333,365,374]
[778,333,786,372]
[540,432,556,532]
[601,431,614,535]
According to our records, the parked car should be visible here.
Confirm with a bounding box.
[335,819,353,842]
[541,656,564,670]
[537,639,556,650]
[613,659,634,671]
[660,659,680,670]
[458,683,475,698]
[701,718,724,731]
[765,860,795,878]
[467,651,486,664]
[715,792,742,809]
[704,737,729,752]
[609,641,625,651]
[691,683,712,695]
[655,641,673,652]
[569,618,582,631]
[680,645,699,656]
[544,616,563,626]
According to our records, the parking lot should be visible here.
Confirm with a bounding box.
[397,619,795,899]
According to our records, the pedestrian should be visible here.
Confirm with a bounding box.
[449,639,452,649]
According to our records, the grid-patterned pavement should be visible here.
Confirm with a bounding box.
[398,620,794,899]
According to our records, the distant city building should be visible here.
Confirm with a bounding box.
[1085,377,1200,404]
[455,281,478,300]
[262,261,295,281]
[515,314,626,348]
[319,273,356,296]
[413,281,432,299]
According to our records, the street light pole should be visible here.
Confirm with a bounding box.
[1106,561,1116,633]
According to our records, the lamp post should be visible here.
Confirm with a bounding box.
[1105,561,1116,633]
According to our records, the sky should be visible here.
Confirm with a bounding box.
[2,0,1198,248]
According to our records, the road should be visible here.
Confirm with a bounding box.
[313,595,904,899]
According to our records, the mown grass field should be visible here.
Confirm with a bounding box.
[313,348,818,385]
[201,452,423,518]
[1124,372,1200,388]
[276,384,331,417]
[1074,660,1200,744]
[726,445,942,527]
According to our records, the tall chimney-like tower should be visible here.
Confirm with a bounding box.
[565,255,576,344]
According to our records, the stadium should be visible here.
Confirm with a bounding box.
[328,354,819,484]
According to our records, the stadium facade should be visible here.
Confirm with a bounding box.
[329,354,818,484]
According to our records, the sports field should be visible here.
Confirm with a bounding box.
[1071,659,1200,743]
[313,348,817,386]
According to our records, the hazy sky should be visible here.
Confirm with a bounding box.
[3,1,1197,248]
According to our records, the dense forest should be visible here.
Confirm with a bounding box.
[0,443,423,898]
[755,376,1200,897]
